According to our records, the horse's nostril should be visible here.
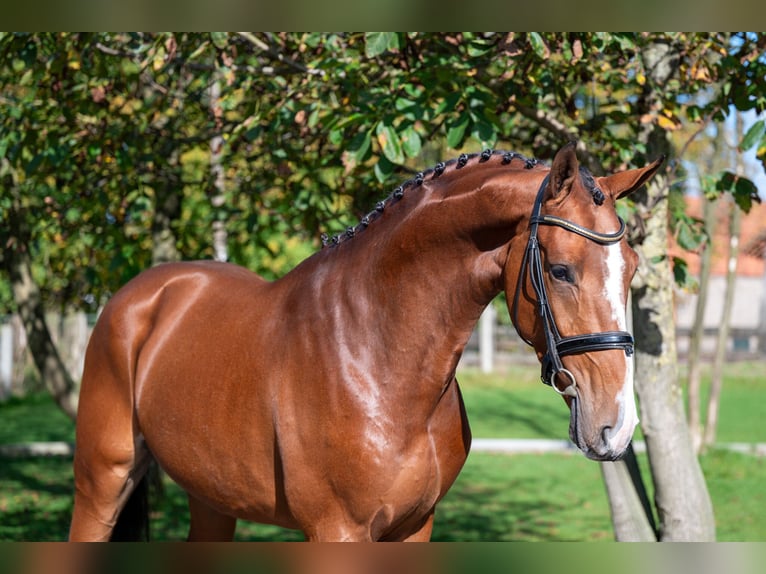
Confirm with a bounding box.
[601,425,614,445]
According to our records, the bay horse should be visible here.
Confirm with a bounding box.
[69,142,662,541]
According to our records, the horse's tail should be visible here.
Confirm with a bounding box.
[110,461,163,541]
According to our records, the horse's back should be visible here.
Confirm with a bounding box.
[83,260,270,391]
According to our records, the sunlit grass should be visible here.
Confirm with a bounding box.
[3,449,763,541]
[1,360,764,541]
[0,394,75,444]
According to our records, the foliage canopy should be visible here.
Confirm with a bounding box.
[2,32,764,312]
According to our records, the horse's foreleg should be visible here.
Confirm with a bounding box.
[400,510,435,541]
[187,494,237,541]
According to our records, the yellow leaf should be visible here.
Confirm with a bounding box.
[636,73,646,86]
[657,114,678,131]
[110,95,125,111]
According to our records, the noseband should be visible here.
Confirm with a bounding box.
[513,175,634,398]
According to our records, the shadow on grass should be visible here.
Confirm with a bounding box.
[462,387,570,440]
[0,394,76,444]
[432,482,568,541]
[7,449,762,542]
[0,454,599,542]
[0,457,73,541]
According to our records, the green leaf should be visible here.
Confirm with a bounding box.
[435,93,460,116]
[65,208,81,223]
[365,33,399,58]
[757,135,766,173]
[467,41,493,58]
[374,156,394,183]
[395,97,414,112]
[733,176,760,213]
[400,125,421,158]
[376,121,404,165]
[715,170,736,193]
[740,119,765,152]
[714,170,761,214]
[672,256,699,291]
[471,119,496,148]
[349,130,372,163]
[307,108,320,128]
[328,128,343,146]
[120,59,140,76]
[446,113,470,149]
[210,33,228,50]
[528,32,548,59]
[676,218,705,251]
[25,153,43,175]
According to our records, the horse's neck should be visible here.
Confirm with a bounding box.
[305,167,539,386]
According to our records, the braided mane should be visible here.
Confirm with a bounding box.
[320,148,606,249]
[321,149,541,249]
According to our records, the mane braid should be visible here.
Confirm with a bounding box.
[321,149,541,249]
[578,167,605,206]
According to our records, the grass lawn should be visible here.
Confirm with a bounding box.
[1,361,764,541]
[457,361,766,444]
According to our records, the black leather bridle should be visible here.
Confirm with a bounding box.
[513,174,634,397]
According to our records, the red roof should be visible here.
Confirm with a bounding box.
[674,196,766,277]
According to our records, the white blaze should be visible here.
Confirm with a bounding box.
[603,242,639,451]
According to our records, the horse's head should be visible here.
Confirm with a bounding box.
[504,143,663,461]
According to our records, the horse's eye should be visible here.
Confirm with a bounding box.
[550,264,574,284]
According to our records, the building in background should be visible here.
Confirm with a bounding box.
[673,197,766,358]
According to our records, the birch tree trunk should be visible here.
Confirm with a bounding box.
[687,196,715,453]
[704,201,741,447]
[2,187,78,420]
[151,149,182,266]
[704,113,746,448]
[209,77,228,263]
[600,445,657,541]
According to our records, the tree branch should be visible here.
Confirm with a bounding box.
[235,32,322,77]
[671,104,723,181]
[513,102,602,173]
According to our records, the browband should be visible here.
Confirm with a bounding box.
[531,214,626,244]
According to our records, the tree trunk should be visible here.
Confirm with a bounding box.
[704,201,741,448]
[209,77,228,262]
[687,196,715,453]
[602,37,716,542]
[3,193,78,420]
[600,445,657,541]
[631,205,715,539]
[704,113,746,448]
[151,151,183,266]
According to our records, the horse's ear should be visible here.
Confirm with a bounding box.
[600,156,665,200]
[546,141,580,201]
